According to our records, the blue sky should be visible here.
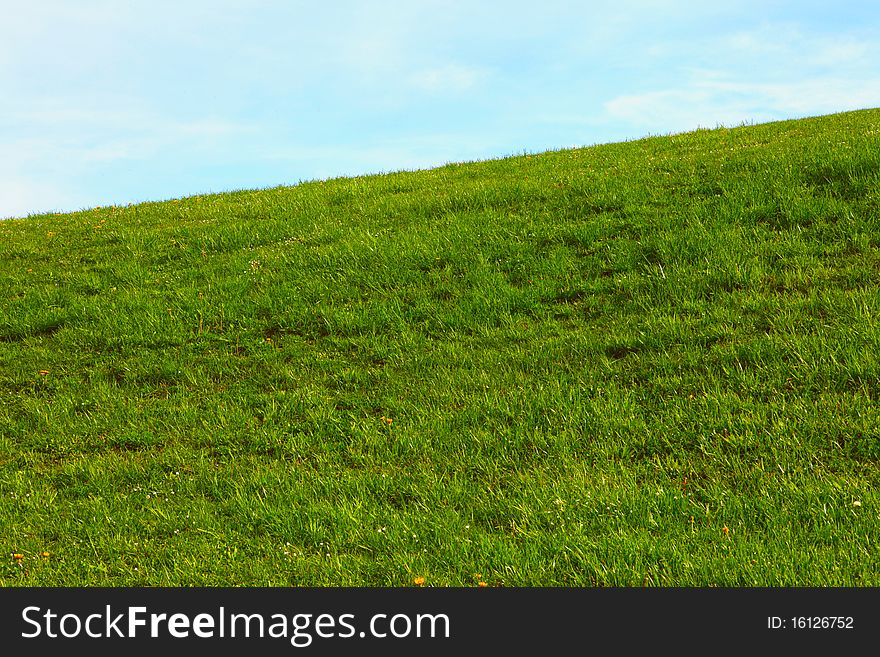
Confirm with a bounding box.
[2,0,879,219]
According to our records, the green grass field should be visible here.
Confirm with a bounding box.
[2,108,879,586]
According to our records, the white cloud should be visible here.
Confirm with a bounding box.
[701,77,880,115]
[603,20,880,134]
[261,131,503,176]
[809,38,871,68]
[0,176,79,220]
[723,22,876,69]
[604,75,880,134]
[4,102,257,161]
[604,88,762,133]
[408,64,489,94]
[0,102,260,217]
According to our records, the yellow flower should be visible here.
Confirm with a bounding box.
[478,581,489,588]
[12,553,24,560]
[413,576,425,586]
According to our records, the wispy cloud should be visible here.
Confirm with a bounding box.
[723,22,876,69]
[603,21,880,133]
[408,64,490,94]
[5,103,258,165]
[605,75,880,133]
[0,176,78,219]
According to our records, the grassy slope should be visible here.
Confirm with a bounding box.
[1,109,879,586]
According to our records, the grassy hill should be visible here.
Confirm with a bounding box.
[2,109,879,586]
